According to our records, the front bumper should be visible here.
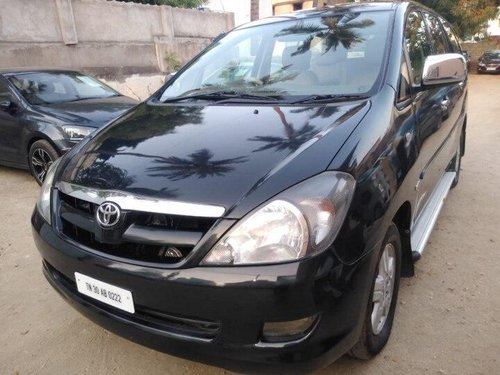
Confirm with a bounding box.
[32,209,376,373]
[477,64,500,73]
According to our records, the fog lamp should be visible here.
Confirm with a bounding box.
[262,315,318,342]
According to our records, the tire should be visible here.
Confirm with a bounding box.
[449,131,464,189]
[349,223,402,359]
[28,140,59,185]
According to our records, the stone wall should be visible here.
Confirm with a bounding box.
[0,0,234,77]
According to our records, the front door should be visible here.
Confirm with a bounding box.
[404,10,460,220]
[0,78,24,165]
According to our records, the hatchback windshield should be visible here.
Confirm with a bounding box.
[8,72,119,105]
[483,52,500,59]
[160,10,391,102]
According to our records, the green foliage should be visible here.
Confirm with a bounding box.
[164,53,182,71]
[419,0,499,38]
[115,0,207,8]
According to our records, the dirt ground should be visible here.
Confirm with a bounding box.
[0,74,499,375]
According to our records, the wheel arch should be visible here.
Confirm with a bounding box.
[26,135,61,158]
[392,201,414,277]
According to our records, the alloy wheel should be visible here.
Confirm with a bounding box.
[371,243,396,335]
[31,148,53,183]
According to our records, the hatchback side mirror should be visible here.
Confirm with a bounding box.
[422,53,467,86]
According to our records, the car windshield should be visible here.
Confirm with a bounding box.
[484,52,500,59]
[160,10,392,103]
[8,72,119,105]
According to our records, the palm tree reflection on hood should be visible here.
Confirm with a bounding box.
[147,149,248,181]
[275,12,374,56]
[249,107,317,153]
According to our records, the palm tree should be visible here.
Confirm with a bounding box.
[249,107,318,153]
[274,12,375,57]
[147,149,248,180]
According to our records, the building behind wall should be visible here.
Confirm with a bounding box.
[206,0,273,26]
[272,0,346,15]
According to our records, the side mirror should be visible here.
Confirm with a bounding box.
[422,53,467,86]
[0,99,12,111]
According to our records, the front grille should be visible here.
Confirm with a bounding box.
[57,191,217,265]
[44,261,220,340]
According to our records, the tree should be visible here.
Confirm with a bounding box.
[419,0,499,38]
[115,0,207,8]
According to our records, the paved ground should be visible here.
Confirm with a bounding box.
[0,74,499,375]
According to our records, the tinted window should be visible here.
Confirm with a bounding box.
[441,19,462,53]
[160,11,392,101]
[8,72,119,105]
[424,13,448,54]
[405,11,432,85]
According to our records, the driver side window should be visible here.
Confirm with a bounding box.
[404,11,432,85]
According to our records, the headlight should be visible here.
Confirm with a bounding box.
[36,158,61,225]
[202,172,356,265]
[63,125,94,142]
[479,62,486,67]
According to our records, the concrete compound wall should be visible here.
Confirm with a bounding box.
[0,0,234,77]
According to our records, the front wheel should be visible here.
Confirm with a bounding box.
[28,140,59,185]
[349,223,402,359]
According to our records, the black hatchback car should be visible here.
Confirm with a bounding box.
[32,2,467,373]
[477,50,500,74]
[0,69,137,184]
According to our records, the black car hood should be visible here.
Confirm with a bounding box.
[34,96,138,128]
[60,101,370,218]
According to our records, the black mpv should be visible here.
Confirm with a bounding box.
[32,2,467,373]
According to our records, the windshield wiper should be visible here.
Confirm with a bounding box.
[162,90,280,103]
[290,94,370,104]
[66,95,117,103]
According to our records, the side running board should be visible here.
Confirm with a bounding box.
[411,171,456,261]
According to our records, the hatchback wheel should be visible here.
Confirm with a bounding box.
[29,140,59,185]
[349,223,401,359]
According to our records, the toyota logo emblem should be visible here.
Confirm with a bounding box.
[96,202,121,228]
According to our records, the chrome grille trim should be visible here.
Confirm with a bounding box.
[56,181,225,218]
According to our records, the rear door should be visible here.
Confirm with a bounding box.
[0,78,24,165]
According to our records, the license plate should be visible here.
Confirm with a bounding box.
[75,272,135,313]
[486,67,497,71]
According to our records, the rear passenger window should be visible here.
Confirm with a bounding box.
[404,11,432,85]
[424,13,448,54]
[441,19,462,53]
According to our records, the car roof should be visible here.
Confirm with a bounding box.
[0,68,82,77]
